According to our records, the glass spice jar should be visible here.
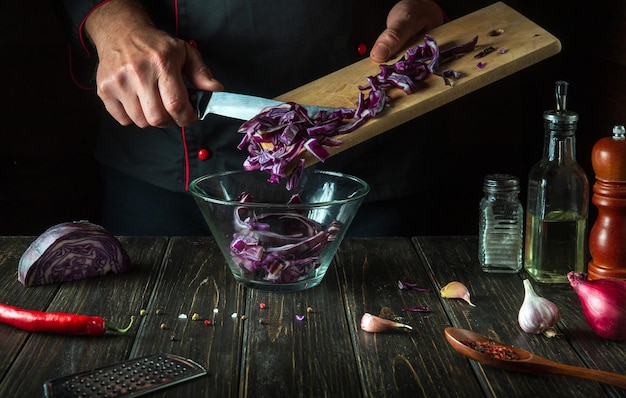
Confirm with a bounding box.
[478,174,524,273]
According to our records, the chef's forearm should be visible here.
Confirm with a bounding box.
[84,0,154,49]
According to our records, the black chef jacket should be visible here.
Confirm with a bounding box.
[52,0,492,235]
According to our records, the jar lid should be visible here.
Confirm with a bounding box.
[483,174,520,192]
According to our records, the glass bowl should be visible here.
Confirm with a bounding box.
[189,169,369,292]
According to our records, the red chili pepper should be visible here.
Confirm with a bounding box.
[0,303,134,336]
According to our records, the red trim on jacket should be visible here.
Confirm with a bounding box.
[173,0,191,191]
[78,1,112,59]
[66,1,111,90]
[181,127,191,191]
[174,0,180,35]
[66,44,94,90]
[67,0,110,90]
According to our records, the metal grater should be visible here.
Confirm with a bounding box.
[43,353,207,397]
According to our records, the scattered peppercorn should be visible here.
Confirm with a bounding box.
[259,303,267,309]
[241,315,247,321]
[191,313,200,321]
[160,323,168,330]
[204,320,212,326]
[155,308,163,315]
[306,307,314,313]
[139,309,147,316]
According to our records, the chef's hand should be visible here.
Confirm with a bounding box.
[371,0,446,63]
[84,0,223,128]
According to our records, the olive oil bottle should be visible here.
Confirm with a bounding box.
[524,81,589,283]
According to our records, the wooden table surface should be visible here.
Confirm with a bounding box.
[0,235,624,397]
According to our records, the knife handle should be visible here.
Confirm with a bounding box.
[188,88,212,120]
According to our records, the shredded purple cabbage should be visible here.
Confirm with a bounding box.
[398,279,430,292]
[238,35,478,188]
[228,193,341,283]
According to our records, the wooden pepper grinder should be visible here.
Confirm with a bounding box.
[588,125,626,280]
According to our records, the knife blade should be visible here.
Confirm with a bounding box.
[189,89,334,121]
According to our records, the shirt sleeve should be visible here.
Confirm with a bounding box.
[51,0,110,88]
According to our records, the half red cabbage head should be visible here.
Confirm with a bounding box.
[18,221,131,287]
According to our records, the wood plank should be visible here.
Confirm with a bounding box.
[2,235,622,397]
[126,236,245,397]
[0,236,169,397]
[275,2,561,167]
[413,236,613,397]
[240,243,361,397]
[335,237,485,397]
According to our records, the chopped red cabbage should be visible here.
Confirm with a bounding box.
[230,193,341,283]
[229,193,342,283]
[238,34,478,188]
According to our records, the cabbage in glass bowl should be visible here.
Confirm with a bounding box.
[189,170,369,292]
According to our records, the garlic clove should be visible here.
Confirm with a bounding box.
[440,281,476,307]
[360,312,412,333]
[518,279,560,337]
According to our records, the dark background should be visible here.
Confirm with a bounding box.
[1,1,624,236]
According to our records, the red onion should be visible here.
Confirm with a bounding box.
[567,271,626,340]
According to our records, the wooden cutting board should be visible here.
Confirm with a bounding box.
[274,2,561,167]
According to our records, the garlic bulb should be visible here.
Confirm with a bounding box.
[518,279,560,336]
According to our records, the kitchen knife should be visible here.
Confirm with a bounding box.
[189,89,334,121]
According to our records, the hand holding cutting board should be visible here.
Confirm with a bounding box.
[275,2,561,168]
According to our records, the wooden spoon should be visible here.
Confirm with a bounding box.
[444,327,626,389]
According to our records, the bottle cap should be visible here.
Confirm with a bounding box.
[544,80,578,125]
[483,174,520,193]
